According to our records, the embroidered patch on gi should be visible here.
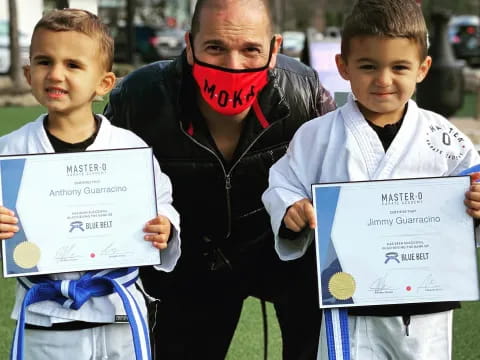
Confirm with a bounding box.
[425,125,466,161]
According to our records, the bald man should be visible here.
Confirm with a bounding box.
[105,0,335,358]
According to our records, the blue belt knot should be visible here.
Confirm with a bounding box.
[10,267,151,360]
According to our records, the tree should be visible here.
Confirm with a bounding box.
[55,0,69,8]
[126,0,136,64]
[8,0,23,92]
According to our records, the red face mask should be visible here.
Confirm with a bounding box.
[190,37,274,116]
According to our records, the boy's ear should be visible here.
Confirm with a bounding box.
[96,71,116,96]
[335,54,350,81]
[416,56,432,83]
[23,65,31,85]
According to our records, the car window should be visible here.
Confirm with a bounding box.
[0,21,8,36]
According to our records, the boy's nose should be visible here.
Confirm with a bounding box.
[376,70,392,86]
[47,64,65,81]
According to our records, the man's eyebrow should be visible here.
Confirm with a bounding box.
[202,39,264,48]
[203,39,225,46]
[243,40,264,48]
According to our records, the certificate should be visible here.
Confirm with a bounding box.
[1,147,160,277]
[312,177,479,308]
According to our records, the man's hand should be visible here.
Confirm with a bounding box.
[0,206,18,240]
[465,172,480,219]
[144,215,171,249]
[284,198,316,232]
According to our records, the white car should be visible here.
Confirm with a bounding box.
[281,31,306,60]
[0,20,30,74]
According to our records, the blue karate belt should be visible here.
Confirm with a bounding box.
[325,308,350,360]
[10,267,151,360]
[458,164,480,177]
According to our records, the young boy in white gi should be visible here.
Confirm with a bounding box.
[0,9,180,360]
[262,0,480,359]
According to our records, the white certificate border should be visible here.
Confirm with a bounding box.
[312,176,479,308]
[1,147,160,278]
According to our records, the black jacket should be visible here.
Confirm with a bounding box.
[105,53,335,262]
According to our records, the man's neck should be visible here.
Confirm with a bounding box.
[198,96,250,161]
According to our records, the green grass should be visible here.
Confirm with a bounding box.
[0,101,108,132]
[0,275,15,356]
[0,272,281,359]
[454,92,477,118]
[1,101,480,359]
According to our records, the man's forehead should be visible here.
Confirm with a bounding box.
[202,0,267,11]
[197,0,271,34]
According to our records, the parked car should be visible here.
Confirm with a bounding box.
[113,25,162,64]
[448,15,480,66]
[0,20,30,74]
[281,31,305,60]
[113,25,186,64]
[324,26,341,39]
[153,28,186,60]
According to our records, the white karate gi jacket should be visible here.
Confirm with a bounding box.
[263,95,480,261]
[0,114,181,326]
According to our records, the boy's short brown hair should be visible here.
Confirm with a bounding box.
[32,8,114,71]
[341,0,428,61]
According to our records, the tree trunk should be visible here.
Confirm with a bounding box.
[8,0,23,91]
[55,0,69,8]
[126,0,136,64]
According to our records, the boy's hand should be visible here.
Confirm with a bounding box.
[465,172,480,219]
[144,215,171,249]
[0,206,18,240]
[284,198,316,232]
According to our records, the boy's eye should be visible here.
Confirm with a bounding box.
[35,59,50,66]
[359,64,375,70]
[393,65,410,71]
[67,62,80,69]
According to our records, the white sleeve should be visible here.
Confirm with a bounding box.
[151,159,181,272]
[447,132,480,247]
[262,124,320,261]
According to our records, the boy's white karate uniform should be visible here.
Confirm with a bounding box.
[0,114,181,359]
[262,95,480,360]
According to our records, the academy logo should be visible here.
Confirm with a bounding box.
[425,125,465,161]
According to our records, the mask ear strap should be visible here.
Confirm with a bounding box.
[267,36,276,63]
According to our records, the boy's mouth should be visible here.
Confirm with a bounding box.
[371,90,395,96]
[46,87,68,98]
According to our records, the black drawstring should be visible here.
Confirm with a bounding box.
[261,299,268,360]
[402,315,411,336]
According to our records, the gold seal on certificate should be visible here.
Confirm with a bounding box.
[328,272,356,300]
[13,241,41,269]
